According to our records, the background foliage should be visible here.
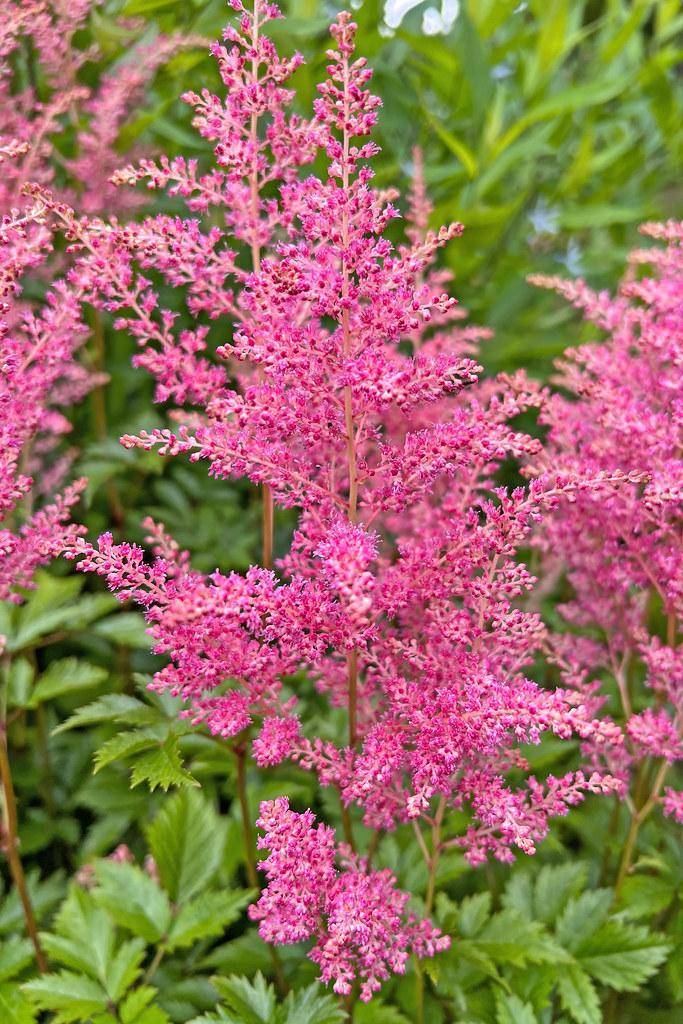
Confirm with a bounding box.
[3,2,682,1023]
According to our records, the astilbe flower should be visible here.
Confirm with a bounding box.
[529,220,683,863]
[57,4,626,997]
[0,1,197,227]
[249,797,448,1001]
[0,208,89,607]
[0,3,199,608]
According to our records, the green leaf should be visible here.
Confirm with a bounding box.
[94,860,172,943]
[0,939,34,982]
[495,991,538,1024]
[130,735,199,792]
[93,728,163,774]
[576,921,670,991]
[104,937,146,1003]
[28,658,107,707]
[120,986,170,1024]
[23,971,108,1023]
[555,890,613,951]
[0,983,37,1024]
[53,694,159,734]
[212,972,276,1024]
[492,74,632,156]
[147,789,226,903]
[618,874,675,919]
[533,863,586,924]
[167,889,251,951]
[280,982,347,1023]
[93,613,151,648]
[457,892,492,937]
[557,964,600,1024]
[353,1004,410,1024]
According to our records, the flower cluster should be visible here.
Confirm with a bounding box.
[0,4,197,607]
[530,220,683,844]
[249,798,449,1001]
[48,2,631,999]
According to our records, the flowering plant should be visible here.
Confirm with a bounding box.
[0,3,679,1023]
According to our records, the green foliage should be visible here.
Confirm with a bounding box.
[433,863,671,1024]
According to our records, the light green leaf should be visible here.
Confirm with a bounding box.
[93,613,151,648]
[555,890,612,952]
[94,860,172,943]
[147,789,226,903]
[618,874,675,919]
[53,694,159,734]
[120,986,170,1024]
[104,937,146,1003]
[167,889,252,951]
[495,991,538,1024]
[280,982,347,1023]
[0,983,37,1024]
[28,658,107,707]
[23,971,108,1023]
[557,964,600,1024]
[577,921,670,991]
[457,892,492,937]
[93,728,163,774]
[130,735,199,792]
[212,972,276,1024]
[0,939,34,982]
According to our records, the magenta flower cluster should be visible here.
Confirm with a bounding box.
[4,0,680,1004]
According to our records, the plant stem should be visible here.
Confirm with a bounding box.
[614,758,669,899]
[247,3,275,571]
[0,708,47,971]
[347,649,358,749]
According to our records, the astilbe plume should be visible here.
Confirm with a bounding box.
[529,221,683,884]
[0,1,196,227]
[0,197,89,616]
[0,1,200,611]
[54,4,628,998]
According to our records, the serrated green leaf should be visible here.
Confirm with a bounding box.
[576,921,670,991]
[94,728,163,774]
[0,939,34,982]
[457,892,492,937]
[557,964,600,1024]
[120,986,170,1024]
[0,983,37,1024]
[130,735,199,792]
[23,970,108,1023]
[53,695,160,734]
[212,972,276,1024]
[280,981,347,1024]
[94,860,172,943]
[555,889,613,952]
[353,1003,410,1024]
[533,863,586,924]
[147,789,226,903]
[0,871,65,935]
[618,874,675,920]
[167,888,251,951]
[28,658,107,707]
[104,937,146,1002]
[495,991,538,1024]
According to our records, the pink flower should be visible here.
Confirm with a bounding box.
[250,798,449,1000]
